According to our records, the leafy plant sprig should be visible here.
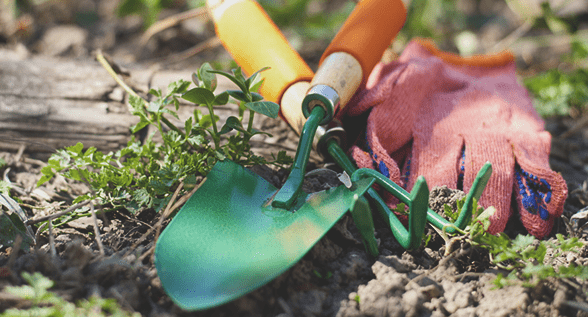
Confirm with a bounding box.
[483,233,586,288]
[436,197,586,288]
[1,271,140,317]
[38,63,292,216]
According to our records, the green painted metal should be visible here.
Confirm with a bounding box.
[349,196,379,256]
[154,159,375,311]
[351,169,429,249]
[326,137,492,239]
[424,162,493,233]
[272,106,326,209]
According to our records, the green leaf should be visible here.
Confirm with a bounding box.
[512,234,535,251]
[168,79,191,94]
[182,87,216,105]
[227,90,249,102]
[0,209,34,250]
[219,116,246,135]
[198,63,217,92]
[185,117,193,136]
[199,114,219,128]
[66,169,82,181]
[149,88,162,97]
[0,180,11,196]
[0,157,6,169]
[147,100,161,113]
[160,107,180,120]
[117,0,142,17]
[129,94,148,117]
[244,101,279,118]
[130,119,151,133]
[250,77,265,93]
[251,92,264,102]
[212,91,230,105]
[245,67,270,89]
[67,143,84,155]
[232,67,246,83]
[209,70,248,93]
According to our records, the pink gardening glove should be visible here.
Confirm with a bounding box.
[346,39,567,239]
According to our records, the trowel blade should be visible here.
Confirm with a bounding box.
[154,159,373,311]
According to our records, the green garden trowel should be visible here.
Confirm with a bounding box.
[155,160,376,310]
[154,0,410,311]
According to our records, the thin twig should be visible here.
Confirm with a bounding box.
[125,179,203,259]
[14,144,25,163]
[564,300,588,312]
[140,7,207,46]
[559,112,588,139]
[26,200,91,225]
[96,50,190,144]
[488,18,534,53]
[164,36,222,64]
[147,181,186,262]
[90,202,105,256]
[168,181,202,212]
[35,222,47,251]
[135,181,184,262]
[96,51,141,114]
[48,220,56,258]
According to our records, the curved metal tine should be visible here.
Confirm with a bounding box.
[425,162,493,233]
[349,196,379,256]
[272,107,326,209]
[352,169,428,250]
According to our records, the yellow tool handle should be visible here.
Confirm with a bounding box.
[207,0,314,106]
[307,0,406,119]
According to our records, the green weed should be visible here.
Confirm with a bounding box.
[440,197,587,288]
[524,67,588,117]
[1,272,140,317]
[37,63,291,216]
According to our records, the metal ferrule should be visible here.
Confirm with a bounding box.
[302,85,339,125]
[314,119,347,159]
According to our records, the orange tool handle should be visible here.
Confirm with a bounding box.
[304,0,406,121]
[207,0,314,105]
[320,0,406,83]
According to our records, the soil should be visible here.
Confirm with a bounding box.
[1,1,588,316]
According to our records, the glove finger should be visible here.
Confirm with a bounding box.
[464,135,515,235]
[407,131,515,234]
[512,133,568,239]
[407,131,463,191]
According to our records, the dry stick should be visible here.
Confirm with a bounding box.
[14,144,25,163]
[90,202,105,256]
[48,220,56,258]
[488,18,534,53]
[134,181,185,262]
[34,222,47,251]
[96,51,194,150]
[131,180,203,261]
[26,200,91,225]
[164,36,222,64]
[124,182,186,258]
[559,112,588,139]
[140,7,207,46]
[146,182,187,262]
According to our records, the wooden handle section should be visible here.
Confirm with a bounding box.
[281,82,311,135]
[207,0,314,105]
[310,52,362,112]
[320,0,406,83]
